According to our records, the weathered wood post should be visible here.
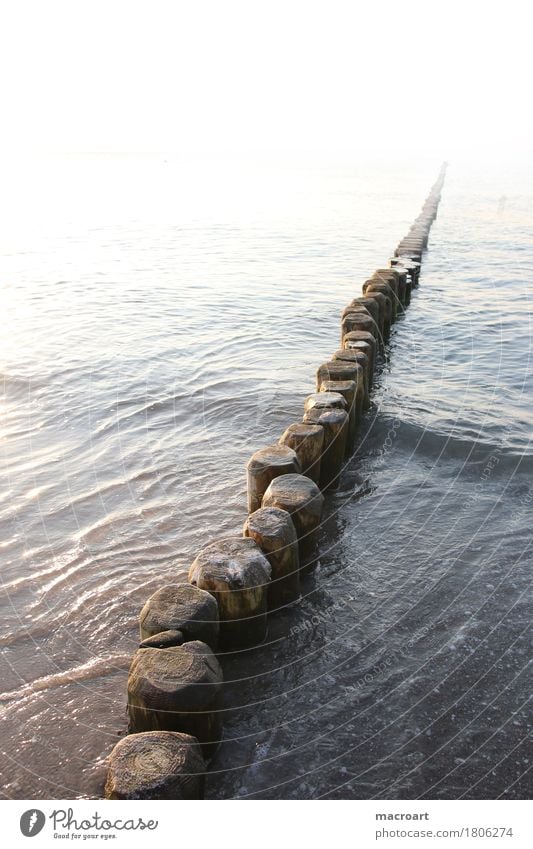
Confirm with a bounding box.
[246,444,301,513]
[371,270,401,316]
[243,506,300,608]
[319,378,357,451]
[188,537,272,649]
[315,359,361,391]
[376,267,408,308]
[341,331,376,387]
[262,473,324,570]
[397,241,423,253]
[127,641,223,755]
[391,256,420,286]
[105,731,206,800]
[391,255,418,277]
[304,390,347,414]
[395,245,422,262]
[331,348,369,414]
[303,407,349,490]
[342,298,382,339]
[341,311,378,345]
[362,290,390,339]
[315,361,362,451]
[392,264,412,304]
[362,280,393,333]
[139,584,219,651]
[279,422,324,485]
[347,296,385,343]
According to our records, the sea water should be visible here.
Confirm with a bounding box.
[0,155,531,798]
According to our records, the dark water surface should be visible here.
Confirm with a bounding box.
[0,156,531,798]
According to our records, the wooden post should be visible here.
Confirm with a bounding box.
[246,444,301,514]
[302,407,349,490]
[314,361,364,430]
[362,280,393,331]
[139,584,219,651]
[304,390,347,414]
[319,378,357,452]
[347,296,385,342]
[341,331,376,387]
[188,537,271,649]
[279,422,324,486]
[316,359,361,391]
[243,506,300,609]
[342,297,381,336]
[375,267,408,308]
[391,256,420,286]
[371,270,400,316]
[391,264,412,305]
[341,311,378,345]
[261,473,324,570]
[127,641,223,756]
[105,731,206,800]
[395,245,422,262]
[362,290,390,339]
[331,348,369,413]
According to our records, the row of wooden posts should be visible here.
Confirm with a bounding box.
[103,164,447,800]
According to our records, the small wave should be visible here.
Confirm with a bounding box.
[367,415,533,468]
[0,373,45,396]
[0,654,131,705]
[0,549,83,595]
[0,622,55,648]
[89,393,194,439]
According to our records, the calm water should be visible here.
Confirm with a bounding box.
[0,156,531,799]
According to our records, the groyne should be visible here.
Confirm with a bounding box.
[103,164,447,799]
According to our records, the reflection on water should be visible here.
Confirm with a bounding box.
[0,156,531,799]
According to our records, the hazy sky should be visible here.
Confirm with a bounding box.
[1,0,531,163]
